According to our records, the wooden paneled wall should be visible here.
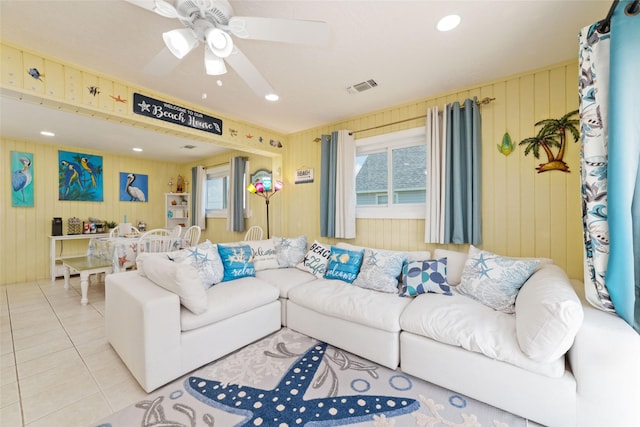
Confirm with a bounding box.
[281,60,583,280]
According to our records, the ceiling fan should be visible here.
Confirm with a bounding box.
[127,0,329,100]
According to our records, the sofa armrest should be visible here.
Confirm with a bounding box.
[568,303,640,427]
[105,271,183,392]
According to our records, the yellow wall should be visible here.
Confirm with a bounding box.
[1,39,584,283]
[0,41,286,285]
[282,60,583,280]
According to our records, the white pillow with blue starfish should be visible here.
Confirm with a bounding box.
[352,248,406,293]
[170,240,224,288]
[456,246,539,313]
[273,235,307,267]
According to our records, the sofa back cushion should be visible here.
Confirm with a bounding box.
[433,249,469,285]
[515,264,584,362]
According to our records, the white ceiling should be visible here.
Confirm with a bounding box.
[0,0,610,162]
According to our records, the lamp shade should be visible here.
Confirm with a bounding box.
[163,28,198,59]
[274,180,283,191]
[247,183,257,193]
[204,49,227,75]
[255,182,264,193]
[206,28,234,58]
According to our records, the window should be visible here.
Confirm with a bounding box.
[205,163,249,218]
[355,127,426,218]
[205,165,229,217]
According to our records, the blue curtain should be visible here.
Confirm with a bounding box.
[444,98,482,244]
[226,156,246,232]
[320,132,337,237]
[605,1,639,332]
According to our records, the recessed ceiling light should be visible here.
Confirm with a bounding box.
[40,130,55,137]
[437,14,461,32]
[132,147,143,152]
[265,93,279,102]
[216,80,223,87]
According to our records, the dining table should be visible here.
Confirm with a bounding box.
[88,235,190,273]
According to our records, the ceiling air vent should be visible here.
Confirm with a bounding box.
[182,144,197,149]
[346,79,378,95]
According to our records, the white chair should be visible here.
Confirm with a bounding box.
[137,228,174,253]
[109,225,139,237]
[170,225,182,240]
[183,225,201,247]
[244,225,264,241]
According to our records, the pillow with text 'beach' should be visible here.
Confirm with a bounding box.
[399,258,452,297]
[217,244,255,282]
[324,246,364,283]
[296,240,331,278]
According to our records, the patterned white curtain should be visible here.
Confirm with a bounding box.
[424,106,447,243]
[578,23,614,312]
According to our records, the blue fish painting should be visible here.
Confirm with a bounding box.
[28,68,43,81]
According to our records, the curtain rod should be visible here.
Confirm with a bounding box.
[597,0,620,33]
[347,97,495,136]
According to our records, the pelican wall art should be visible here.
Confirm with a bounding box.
[119,172,148,202]
[11,151,34,207]
[58,150,103,201]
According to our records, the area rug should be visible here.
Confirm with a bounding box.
[95,329,526,427]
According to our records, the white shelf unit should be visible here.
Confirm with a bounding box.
[166,193,191,230]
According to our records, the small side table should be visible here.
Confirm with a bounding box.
[63,256,112,305]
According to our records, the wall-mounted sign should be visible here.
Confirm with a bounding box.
[133,93,222,135]
[295,168,314,184]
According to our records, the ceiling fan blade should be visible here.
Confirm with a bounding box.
[143,47,181,77]
[228,16,329,46]
[124,0,178,18]
[224,47,276,98]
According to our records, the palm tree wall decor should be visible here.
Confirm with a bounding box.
[518,110,580,173]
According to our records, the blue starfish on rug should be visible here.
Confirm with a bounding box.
[184,342,419,426]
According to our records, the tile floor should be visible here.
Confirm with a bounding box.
[0,275,147,427]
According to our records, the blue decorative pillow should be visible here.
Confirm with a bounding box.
[170,241,224,288]
[352,248,406,293]
[399,258,452,297]
[324,246,364,283]
[456,246,539,313]
[217,244,255,282]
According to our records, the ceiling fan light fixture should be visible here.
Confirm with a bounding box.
[206,28,234,58]
[163,28,198,59]
[204,48,227,75]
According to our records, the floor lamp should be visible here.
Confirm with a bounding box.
[247,179,283,238]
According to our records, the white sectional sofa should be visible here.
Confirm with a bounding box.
[105,238,640,427]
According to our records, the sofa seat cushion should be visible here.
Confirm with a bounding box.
[288,279,412,332]
[400,291,565,378]
[256,268,316,298]
[180,277,279,332]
